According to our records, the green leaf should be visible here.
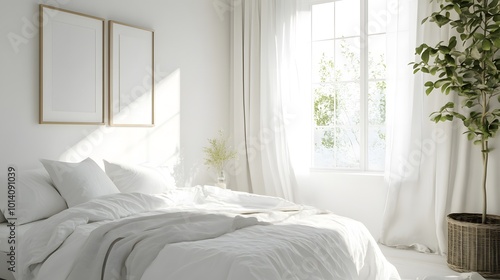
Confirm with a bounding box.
[485,59,496,70]
[434,14,451,27]
[489,0,499,9]
[426,87,434,95]
[482,39,492,50]
[421,49,430,63]
[449,36,457,49]
[464,100,474,108]
[439,46,451,53]
[424,81,434,87]
[443,102,454,109]
[467,132,475,141]
[486,24,498,31]
[470,47,481,60]
[440,115,451,122]
[432,114,442,123]
[452,112,466,120]
[470,111,481,119]
[434,79,448,88]
[441,82,451,93]
[463,71,475,78]
[473,33,485,40]
[464,118,471,127]
[443,4,454,11]
[494,38,500,48]
[445,54,455,64]
[415,44,425,55]
[446,66,455,77]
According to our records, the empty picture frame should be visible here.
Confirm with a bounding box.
[109,21,154,127]
[39,5,105,124]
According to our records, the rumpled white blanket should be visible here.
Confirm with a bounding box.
[18,186,401,280]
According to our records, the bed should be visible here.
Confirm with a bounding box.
[0,221,43,280]
[1,158,400,280]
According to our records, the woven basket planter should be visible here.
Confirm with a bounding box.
[447,213,500,278]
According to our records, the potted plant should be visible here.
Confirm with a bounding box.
[203,130,237,188]
[411,0,500,277]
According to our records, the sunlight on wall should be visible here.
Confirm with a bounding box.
[59,68,181,168]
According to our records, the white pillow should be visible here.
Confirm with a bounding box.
[0,169,67,225]
[103,160,176,194]
[41,158,120,207]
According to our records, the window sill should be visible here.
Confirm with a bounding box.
[308,168,384,177]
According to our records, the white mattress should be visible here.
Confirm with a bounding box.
[0,220,45,252]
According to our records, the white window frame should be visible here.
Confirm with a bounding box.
[308,0,386,173]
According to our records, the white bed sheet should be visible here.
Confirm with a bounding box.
[18,186,401,280]
[1,221,45,280]
[0,220,45,252]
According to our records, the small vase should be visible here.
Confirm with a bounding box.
[216,170,226,189]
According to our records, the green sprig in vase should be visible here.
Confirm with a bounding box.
[203,130,237,189]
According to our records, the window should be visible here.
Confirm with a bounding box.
[311,0,387,171]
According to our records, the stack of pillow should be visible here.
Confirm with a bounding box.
[0,158,176,226]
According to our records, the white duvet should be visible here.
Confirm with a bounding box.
[18,186,400,280]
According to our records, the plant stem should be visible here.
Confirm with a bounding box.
[480,91,488,224]
[482,139,488,224]
[480,86,488,225]
[480,0,488,224]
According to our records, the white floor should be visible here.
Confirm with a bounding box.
[380,245,491,280]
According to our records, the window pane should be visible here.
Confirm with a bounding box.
[368,81,386,126]
[335,0,360,38]
[313,84,336,127]
[312,2,335,41]
[368,0,387,34]
[336,127,360,168]
[368,125,385,170]
[313,127,360,169]
[336,82,360,126]
[312,40,335,84]
[313,82,360,128]
[335,38,360,82]
[314,127,335,168]
[368,34,386,80]
[368,81,386,171]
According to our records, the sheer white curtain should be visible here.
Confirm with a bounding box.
[381,0,500,254]
[229,0,305,201]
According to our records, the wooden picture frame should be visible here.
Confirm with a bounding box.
[109,21,154,127]
[39,5,105,124]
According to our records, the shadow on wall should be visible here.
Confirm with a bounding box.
[57,68,187,183]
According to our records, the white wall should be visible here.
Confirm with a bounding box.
[295,172,387,239]
[0,0,229,186]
